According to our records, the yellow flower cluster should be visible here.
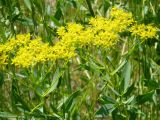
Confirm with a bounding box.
[0,7,158,68]
[110,7,134,32]
[12,38,54,67]
[130,24,157,39]
[0,34,30,65]
[57,7,134,49]
[0,53,7,65]
[0,34,75,68]
[12,36,76,68]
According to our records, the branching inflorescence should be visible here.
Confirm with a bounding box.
[0,7,158,68]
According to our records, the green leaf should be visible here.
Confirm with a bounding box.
[122,61,131,91]
[50,16,61,27]
[123,83,135,97]
[108,85,120,96]
[89,58,105,73]
[112,108,126,120]
[30,102,44,114]
[54,8,62,20]
[71,0,77,8]
[85,0,95,17]
[96,104,115,117]
[42,68,64,97]
[135,91,155,105]
[62,90,81,112]
[111,60,127,75]
[142,58,151,79]
[33,0,43,15]
[128,108,138,120]
[0,112,17,118]
[0,71,4,86]
[11,82,30,112]
[99,95,116,104]
[17,18,34,26]
[123,95,135,104]
[144,79,159,89]
[24,0,32,11]
[103,0,110,15]
[54,1,63,20]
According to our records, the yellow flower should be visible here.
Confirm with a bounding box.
[12,38,56,68]
[57,26,66,36]
[110,7,134,32]
[130,24,157,39]
[1,7,158,68]
[12,36,76,68]
[4,33,30,53]
[67,23,84,33]
[52,42,76,59]
[94,31,119,47]
[0,53,7,65]
[0,34,31,65]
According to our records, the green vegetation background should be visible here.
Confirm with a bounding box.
[1,0,160,120]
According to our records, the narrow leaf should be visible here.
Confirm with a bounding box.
[111,60,127,75]
[62,90,81,111]
[50,16,61,27]
[24,0,32,11]
[123,83,135,97]
[42,68,63,97]
[85,0,95,17]
[122,61,131,91]
[135,91,155,105]
[96,104,115,117]
[0,112,17,118]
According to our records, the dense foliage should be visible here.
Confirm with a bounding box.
[0,0,160,120]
